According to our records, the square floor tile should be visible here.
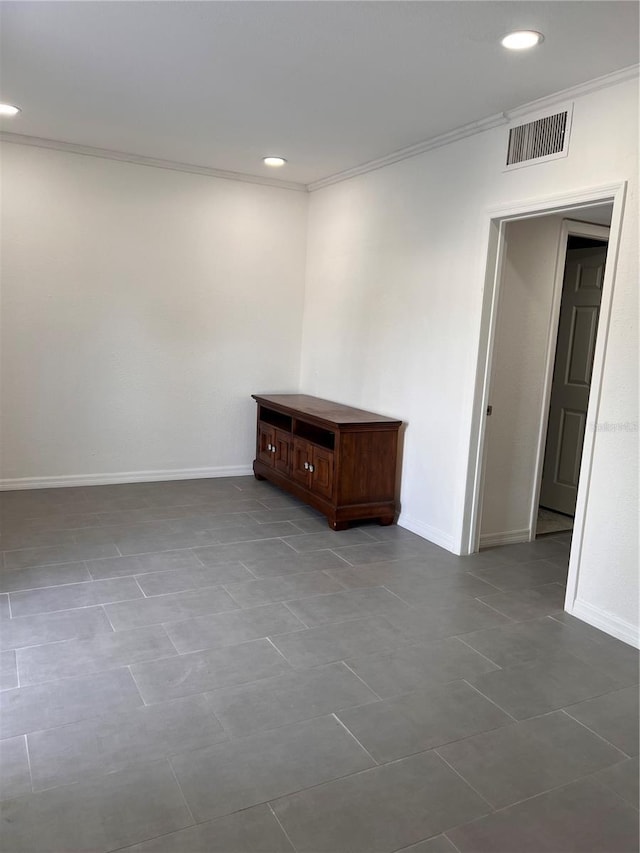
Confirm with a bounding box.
[28,693,227,791]
[120,804,294,852]
[0,650,18,691]
[130,638,293,703]
[205,661,378,737]
[270,616,409,668]
[193,539,296,567]
[249,506,324,524]
[565,686,639,756]
[469,559,567,592]
[479,539,568,565]
[447,776,639,853]
[471,653,621,719]
[113,529,220,556]
[1,529,81,551]
[170,714,374,822]
[396,836,459,853]
[591,757,639,809]
[163,602,305,653]
[437,709,626,808]
[135,561,252,595]
[240,549,349,580]
[460,615,638,689]
[10,576,143,618]
[381,572,499,607]
[225,571,344,608]
[383,598,512,641]
[567,636,640,689]
[272,749,489,853]
[338,680,512,762]
[330,540,426,566]
[478,583,566,621]
[1,667,143,738]
[208,520,302,543]
[0,736,31,801]
[285,587,411,627]
[282,530,374,554]
[17,624,178,686]
[0,759,193,853]
[3,542,119,570]
[0,606,113,652]
[0,562,92,594]
[323,558,465,588]
[345,637,499,698]
[86,551,202,580]
[104,585,238,631]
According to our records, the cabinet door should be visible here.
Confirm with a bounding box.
[311,446,334,500]
[257,423,275,467]
[291,438,312,488]
[274,428,292,475]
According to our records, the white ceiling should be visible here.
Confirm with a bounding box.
[1,1,638,187]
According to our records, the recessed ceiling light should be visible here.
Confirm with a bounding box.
[263,157,287,167]
[501,31,544,50]
[0,103,21,117]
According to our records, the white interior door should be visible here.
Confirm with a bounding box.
[540,242,608,516]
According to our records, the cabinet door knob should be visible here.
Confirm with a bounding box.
[309,464,315,473]
[267,443,272,451]
[304,461,309,470]
[272,446,276,453]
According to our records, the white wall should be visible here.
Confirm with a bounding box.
[301,77,639,643]
[1,76,637,646]
[0,144,308,484]
[480,216,563,545]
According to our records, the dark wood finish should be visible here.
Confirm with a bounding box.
[257,423,275,467]
[252,394,401,530]
[291,437,313,489]
[312,445,334,500]
[274,428,292,475]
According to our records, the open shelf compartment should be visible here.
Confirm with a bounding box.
[293,419,335,450]
[258,406,292,432]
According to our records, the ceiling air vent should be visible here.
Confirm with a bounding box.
[505,106,572,170]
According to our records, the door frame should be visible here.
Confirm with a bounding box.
[461,181,627,620]
[527,218,610,540]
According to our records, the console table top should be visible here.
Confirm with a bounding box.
[252,394,402,427]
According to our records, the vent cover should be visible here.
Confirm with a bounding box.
[506,108,571,168]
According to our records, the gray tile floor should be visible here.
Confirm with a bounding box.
[0,476,638,852]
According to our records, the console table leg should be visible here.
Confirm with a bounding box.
[378,515,394,526]
[330,519,350,531]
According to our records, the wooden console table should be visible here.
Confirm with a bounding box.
[252,394,401,530]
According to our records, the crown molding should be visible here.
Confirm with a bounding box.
[505,63,639,121]
[0,132,308,193]
[307,113,509,192]
[2,64,637,195]
[308,63,640,192]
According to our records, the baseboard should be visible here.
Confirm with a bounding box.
[479,528,531,548]
[0,465,254,491]
[567,597,640,649]
[398,512,458,554]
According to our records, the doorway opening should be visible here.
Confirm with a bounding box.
[461,181,627,632]
[475,210,612,551]
[537,231,609,537]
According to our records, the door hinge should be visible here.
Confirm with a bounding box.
[486,405,493,416]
